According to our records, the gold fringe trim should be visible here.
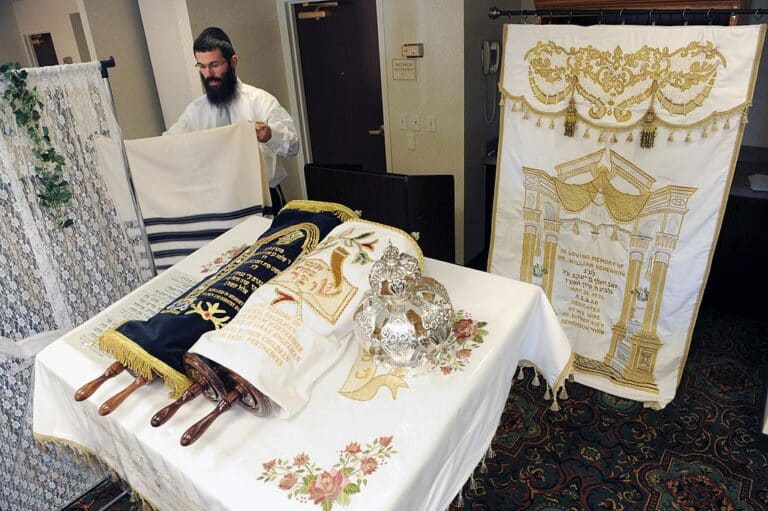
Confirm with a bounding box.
[283,200,359,222]
[502,89,750,133]
[98,328,192,399]
[34,433,161,511]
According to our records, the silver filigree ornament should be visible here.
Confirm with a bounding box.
[353,243,454,376]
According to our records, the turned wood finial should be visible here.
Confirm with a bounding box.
[97,375,150,416]
[74,361,125,401]
[179,385,246,446]
[150,382,204,427]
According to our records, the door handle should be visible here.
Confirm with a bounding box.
[368,124,385,136]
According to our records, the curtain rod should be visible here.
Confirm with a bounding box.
[488,7,765,21]
[100,56,115,79]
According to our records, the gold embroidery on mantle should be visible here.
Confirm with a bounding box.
[520,149,697,392]
[525,40,726,121]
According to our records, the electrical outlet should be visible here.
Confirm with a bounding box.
[407,132,416,150]
[424,114,436,132]
[410,114,420,131]
[399,113,407,130]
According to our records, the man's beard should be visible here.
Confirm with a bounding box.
[202,65,238,106]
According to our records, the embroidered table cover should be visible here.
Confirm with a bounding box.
[489,24,765,407]
[33,216,572,511]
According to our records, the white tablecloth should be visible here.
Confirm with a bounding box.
[33,216,572,511]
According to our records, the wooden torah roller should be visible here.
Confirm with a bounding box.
[179,358,273,446]
[75,361,154,416]
[149,354,229,427]
[74,361,125,401]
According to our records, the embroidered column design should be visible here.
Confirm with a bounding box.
[541,220,561,300]
[521,209,540,283]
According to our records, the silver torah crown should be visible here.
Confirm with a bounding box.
[353,243,454,376]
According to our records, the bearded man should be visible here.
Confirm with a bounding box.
[165,27,299,210]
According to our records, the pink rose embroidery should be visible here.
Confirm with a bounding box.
[456,348,472,360]
[345,442,362,455]
[378,436,393,448]
[278,473,297,490]
[360,457,378,475]
[294,453,309,466]
[453,318,478,340]
[308,469,347,504]
[262,459,276,472]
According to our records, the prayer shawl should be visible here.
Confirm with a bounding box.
[489,24,765,407]
[188,220,423,418]
[123,121,272,271]
[98,201,357,397]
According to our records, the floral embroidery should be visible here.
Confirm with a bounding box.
[435,311,488,374]
[199,244,249,274]
[258,436,395,510]
[312,226,378,265]
[185,301,230,329]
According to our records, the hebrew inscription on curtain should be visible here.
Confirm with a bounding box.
[489,25,765,407]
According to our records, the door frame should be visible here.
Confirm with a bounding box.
[275,0,392,199]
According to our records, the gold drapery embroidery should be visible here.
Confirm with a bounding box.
[553,168,651,222]
[525,40,726,122]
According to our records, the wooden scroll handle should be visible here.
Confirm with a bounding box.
[74,361,125,401]
[98,375,150,416]
[150,382,204,427]
[180,385,246,447]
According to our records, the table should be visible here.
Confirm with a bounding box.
[33,216,572,511]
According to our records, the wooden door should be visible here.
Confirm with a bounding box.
[294,0,386,172]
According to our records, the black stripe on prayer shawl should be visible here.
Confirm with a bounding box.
[152,248,198,259]
[148,229,228,243]
[143,204,264,226]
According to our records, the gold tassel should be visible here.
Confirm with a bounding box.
[685,132,691,143]
[549,118,555,129]
[550,396,560,412]
[572,221,579,235]
[711,122,719,132]
[531,370,540,387]
[667,132,674,142]
[543,386,551,400]
[611,226,618,241]
[536,117,542,127]
[640,106,657,148]
[702,128,708,138]
[724,119,731,130]
[610,132,618,144]
[510,101,517,112]
[583,128,590,139]
[523,110,529,120]
[741,110,749,125]
[559,385,569,400]
[597,131,605,143]
[626,132,633,143]
[564,98,577,137]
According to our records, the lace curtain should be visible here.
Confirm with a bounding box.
[0,61,154,510]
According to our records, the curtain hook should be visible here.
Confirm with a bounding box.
[707,9,712,24]
[568,10,573,24]
[599,10,603,24]
[682,9,688,26]
[757,8,764,21]
[548,10,553,24]
[649,9,655,25]
[620,9,625,25]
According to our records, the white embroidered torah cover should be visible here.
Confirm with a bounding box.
[189,220,423,417]
[489,24,765,407]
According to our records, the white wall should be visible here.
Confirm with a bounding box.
[138,0,200,130]
[12,0,82,65]
[80,0,165,140]
[379,0,466,263]
[0,3,28,66]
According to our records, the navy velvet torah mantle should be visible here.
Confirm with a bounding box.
[97,201,357,397]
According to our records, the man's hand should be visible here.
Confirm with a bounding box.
[254,121,272,143]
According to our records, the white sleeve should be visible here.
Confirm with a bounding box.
[262,96,300,158]
[163,105,195,136]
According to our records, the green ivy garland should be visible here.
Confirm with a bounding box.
[1,62,73,228]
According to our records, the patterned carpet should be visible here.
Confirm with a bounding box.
[63,308,768,511]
